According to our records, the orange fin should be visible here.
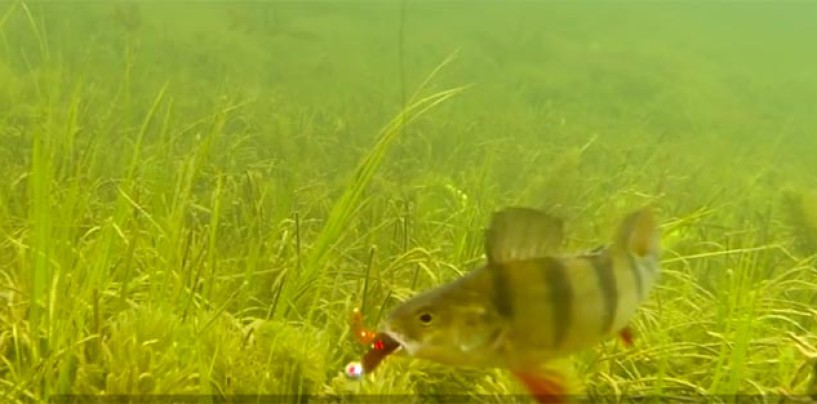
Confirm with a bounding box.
[511,369,568,404]
[619,325,635,348]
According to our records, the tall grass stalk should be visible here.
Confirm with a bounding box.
[276,53,471,322]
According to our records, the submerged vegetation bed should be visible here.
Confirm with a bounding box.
[1,1,816,402]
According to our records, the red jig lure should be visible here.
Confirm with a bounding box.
[345,307,400,379]
[350,307,377,345]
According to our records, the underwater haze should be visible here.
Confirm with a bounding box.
[1,0,817,401]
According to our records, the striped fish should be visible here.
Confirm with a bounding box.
[382,207,661,402]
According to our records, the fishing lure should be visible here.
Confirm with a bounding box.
[350,307,377,345]
[345,307,401,379]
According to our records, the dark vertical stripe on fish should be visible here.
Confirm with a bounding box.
[538,257,572,348]
[490,263,514,318]
[627,253,644,300]
[587,253,617,335]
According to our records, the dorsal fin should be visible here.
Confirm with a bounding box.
[485,207,565,264]
[613,207,660,258]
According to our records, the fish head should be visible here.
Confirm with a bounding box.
[382,281,505,366]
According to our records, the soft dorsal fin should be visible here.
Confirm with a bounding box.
[485,207,565,264]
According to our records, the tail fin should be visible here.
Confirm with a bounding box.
[614,207,660,258]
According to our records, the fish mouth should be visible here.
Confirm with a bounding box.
[382,325,413,355]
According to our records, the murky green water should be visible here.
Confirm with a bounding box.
[1,1,816,401]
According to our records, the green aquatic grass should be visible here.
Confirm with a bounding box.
[281,54,471,323]
[1,1,816,402]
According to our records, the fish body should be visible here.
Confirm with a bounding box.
[382,207,661,398]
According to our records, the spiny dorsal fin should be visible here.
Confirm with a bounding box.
[485,207,565,264]
[614,207,660,258]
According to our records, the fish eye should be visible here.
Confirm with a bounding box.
[418,312,433,326]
